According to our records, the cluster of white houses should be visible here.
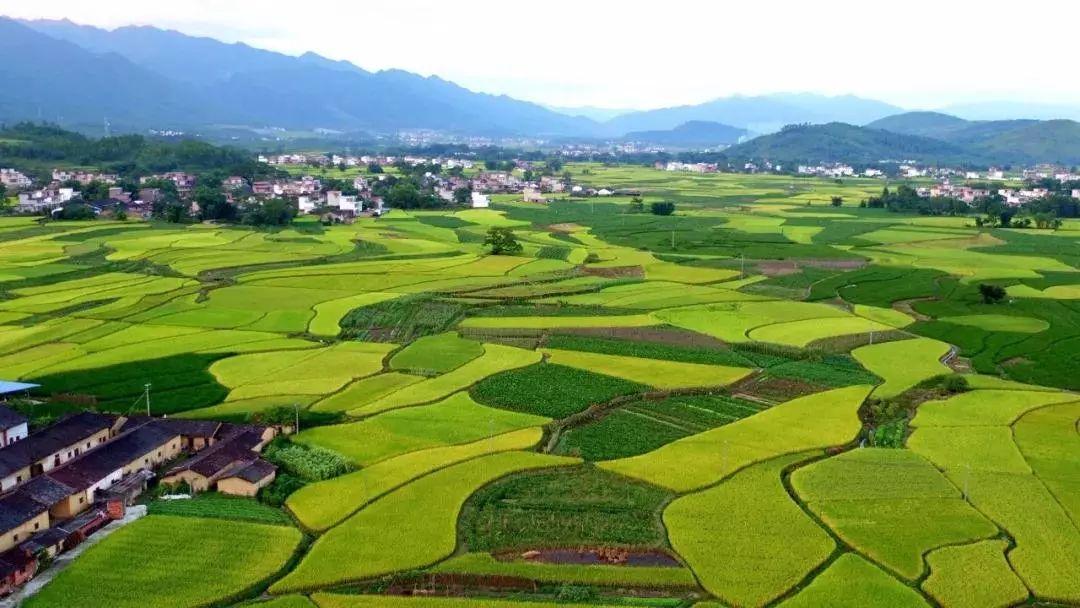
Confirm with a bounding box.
[0,383,278,595]
[916,182,1080,206]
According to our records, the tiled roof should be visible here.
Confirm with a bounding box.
[47,425,178,492]
[0,412,115,478]
[0,405,27,430]
[225,459,276,484]
[0,491,47,531]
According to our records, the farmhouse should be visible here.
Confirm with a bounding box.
[522,187,547,203]
[470,192,490,208]
[160,427,275,496]
[0,411,116,492]
[0,410,280,594]
[0,407,27,448]
[46,423,183,518]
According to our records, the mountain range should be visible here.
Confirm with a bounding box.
[1,17,595,137]
[3,15,1080,165]
[622,121,749,147]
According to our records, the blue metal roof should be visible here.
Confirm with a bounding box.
[0,381,40,395]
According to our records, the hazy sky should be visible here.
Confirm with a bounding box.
[3,0,1078,110]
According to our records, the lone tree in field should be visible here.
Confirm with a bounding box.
[978,283,1007,304]
[831,196,844,207]
[484,226,523,255]
[650,201,676,216]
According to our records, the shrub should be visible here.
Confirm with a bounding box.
[650,201,675,216]
[259,473,307,507]
[978,283,1007,304]
[263,440,352,481]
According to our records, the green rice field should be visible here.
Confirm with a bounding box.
[9,164,1079,608]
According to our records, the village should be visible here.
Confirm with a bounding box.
[2,150,1080,224]
[0,381,281,596]
[0,153,606,221]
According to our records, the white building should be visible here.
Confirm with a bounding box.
[338,195,360,213]
[471,192,490,208]
[1072,189,1080,200]
[0,405,28,447]
[522,187,546,203]
[0,168,32,189]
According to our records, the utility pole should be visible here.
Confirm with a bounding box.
[294,403,301,434]
[144,383,152,416]
[671,231,676,250]
[740,253,746,278]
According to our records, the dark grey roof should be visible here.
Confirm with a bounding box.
[18,526,67,554]
[47,424,178,492]
[0,405,27,430]
[0,490,47,531]
[226,459,276,484]
[120,416,221,439]
[0,411,116,478]
[17,475,73,507]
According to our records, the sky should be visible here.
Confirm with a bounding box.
[2,0,1079,111]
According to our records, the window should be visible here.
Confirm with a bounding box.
[85,442,90,449]
[33,523,39,530]
[12,534,17,542]
[15,475,21,483]
[78,496,84,504]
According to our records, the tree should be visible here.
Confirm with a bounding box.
[79,180,111,202]
[240,198,296,226]
[483,226,523,255]
[628,197,645,213]
[195,186,235,222]
[367,163,383,174]
[978,283,1007,304]
[385,182,426,209]
[164,202,190,223]
[831,196,844,207]
[53,202,97,220]
[650,201,676,216]
[452,186,472,205]
[999,208,1016,228]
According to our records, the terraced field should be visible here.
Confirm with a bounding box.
[7,165,1079,608]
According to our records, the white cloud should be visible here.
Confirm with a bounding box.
[2,0,1079,110]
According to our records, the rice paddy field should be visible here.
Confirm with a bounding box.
[7,164,1079,608]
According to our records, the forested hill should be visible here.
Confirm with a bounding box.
[724,123,973,165]
[867,112,1080,165]
[0,123,267,180]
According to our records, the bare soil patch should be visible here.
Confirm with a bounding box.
[581,265,645,278]
[553,326,729,349]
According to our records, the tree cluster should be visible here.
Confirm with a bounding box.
[866,186,967,216]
